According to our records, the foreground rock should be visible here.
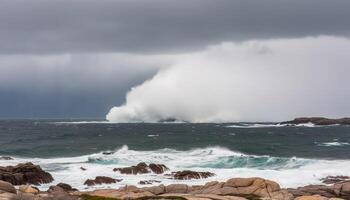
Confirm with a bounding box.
[281,117,350,126]
[19,185,40,194]
[171,170,215,180]
[0,162,53,185]
[113,162,169,174]
[0,180,16,194]
[84,176,122,186]
[288,181,350,199]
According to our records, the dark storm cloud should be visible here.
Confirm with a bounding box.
[1,0,350,54]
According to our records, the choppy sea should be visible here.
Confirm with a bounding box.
[1,119,350,190]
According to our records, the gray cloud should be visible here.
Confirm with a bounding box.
[0,53,167,118]
[1,0,350,54]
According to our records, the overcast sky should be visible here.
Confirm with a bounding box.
[1,0,350,120]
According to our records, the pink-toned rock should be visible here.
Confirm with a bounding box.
[165,184,193,194]
[295,195,328,200]
[143,184,166,195]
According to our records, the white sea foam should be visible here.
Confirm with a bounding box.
[225,122,317,128]
[1,145,350,191]
[147,134,159,137]
[318,142,350,147]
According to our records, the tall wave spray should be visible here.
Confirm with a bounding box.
[107,36,350,122]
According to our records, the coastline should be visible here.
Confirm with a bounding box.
[1,162,349,200]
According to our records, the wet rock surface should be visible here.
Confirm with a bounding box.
[0,162,53,185]
[84,176,122,186]
[113,162,169,175]
[287,181,350,199]
[171,171,215,180]
[321,176,350,184]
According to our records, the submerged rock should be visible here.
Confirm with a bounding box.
[84,176,122,186]
[172,170,215,180]
[113,162,169,175]
[80,167,87,171]
[0,162,53,185]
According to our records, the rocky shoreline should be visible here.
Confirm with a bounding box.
[280,117,350,126]
[0,162,350,200]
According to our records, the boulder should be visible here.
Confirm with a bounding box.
[19,185,39,194]
[113,162,169,175]
[0,180,16,194]
[287,185,336,198]
[84,176,122,186]
[172,170,215,180]
[56,182,78,192]
[334,181,350,199]
[0,192,17,199]
[143,184,166,195]
[165,184,193,193]
[191,177,281,198]
[0,162,53,185]
[149,164,169,174]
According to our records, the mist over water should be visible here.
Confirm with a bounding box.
[107,36,350,123]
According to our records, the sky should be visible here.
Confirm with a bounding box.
[1,0,350,121]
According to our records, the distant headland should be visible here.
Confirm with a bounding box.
[281,117,350,126]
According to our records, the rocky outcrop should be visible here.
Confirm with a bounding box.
[113,162,169,175]
[288,181,350,199]
[84,176,122,186]
[139,180,161,185]
[0,180,16,194]
[0,156,13,160]
[149,163,169,174]
[321,176,350,184]
[5,176,350,200]
[143,177,287,199]
[281,117,350,126]
[56,182,78,192]
[0,162,53,185]
[172,170,215,180]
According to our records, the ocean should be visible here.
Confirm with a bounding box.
[1,119,350,190]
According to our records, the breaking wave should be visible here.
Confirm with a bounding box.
[1,145,350,190]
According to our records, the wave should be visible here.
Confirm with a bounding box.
[225,122,316,128]
[317,142,350,147]
[2,145,350,191]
